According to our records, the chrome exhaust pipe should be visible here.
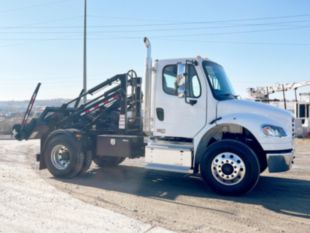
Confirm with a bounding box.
[143,37,152,135]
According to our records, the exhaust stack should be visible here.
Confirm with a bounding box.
[143,37,152,135]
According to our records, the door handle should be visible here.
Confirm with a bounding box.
[189,99,197,105]
[185,97,197,106]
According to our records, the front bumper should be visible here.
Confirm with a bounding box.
[266,149,294,173]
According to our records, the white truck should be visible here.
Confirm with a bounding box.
[13,38,295,195]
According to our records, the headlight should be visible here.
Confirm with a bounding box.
[262,125,287,137]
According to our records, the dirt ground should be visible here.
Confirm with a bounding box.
[1,139,309,233]
[0,140,170,233]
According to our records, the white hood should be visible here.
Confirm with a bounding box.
[217,99,293,132]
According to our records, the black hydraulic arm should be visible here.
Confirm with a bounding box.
[87,74,123,94]
[12,83,41,140]
[47,74,127,129]
[74,89,85,108]
[58,74,124,111]
[12,71,143,140]
[21,82,41,131]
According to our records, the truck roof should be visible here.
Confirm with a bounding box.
[154,56,219,66]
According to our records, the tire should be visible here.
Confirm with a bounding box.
[79,151,93,175]
[200,139,260,195]
[93,156,125,168]
[259,159,268,173]
[44,134,85,178]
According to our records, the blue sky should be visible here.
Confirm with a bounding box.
[0,0,309,100]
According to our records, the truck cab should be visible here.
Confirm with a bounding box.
[143,43,294,194]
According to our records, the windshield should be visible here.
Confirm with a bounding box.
[202,60,236,100]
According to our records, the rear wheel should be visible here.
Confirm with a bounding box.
[200,139,260,195]
[79,151,93,175]
[44,134,85,178]
[93,156,125,168]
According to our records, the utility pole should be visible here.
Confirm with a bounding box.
[83,0,87,103]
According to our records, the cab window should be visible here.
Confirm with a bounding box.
[187,65,201,98]
[162,65,177,95]
[162,64,201,97]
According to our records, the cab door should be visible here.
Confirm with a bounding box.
[153,61,207,138]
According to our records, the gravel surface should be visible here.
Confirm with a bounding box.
[0,140,172,233]
[1,139,309,233]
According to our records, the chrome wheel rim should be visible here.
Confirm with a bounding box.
[211,152,246,186]
[51,145,71,170]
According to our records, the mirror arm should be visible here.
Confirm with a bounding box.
[186,59,198,66]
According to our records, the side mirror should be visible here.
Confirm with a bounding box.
[177,63,185,76]
[176,63,186,97]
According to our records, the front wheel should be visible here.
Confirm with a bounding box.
[200,140,260,195]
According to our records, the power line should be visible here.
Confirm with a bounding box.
[0,12,309,48]
[149,25,310,38]
[1,38,310,48]
[89,12,310,25]
[1,13,310,29]
[163,39,310,47]
[0,0,74,15]
[88,14,178,23]
[0,24,309,41]
[2,19,310,33]
[85,12,310,28]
